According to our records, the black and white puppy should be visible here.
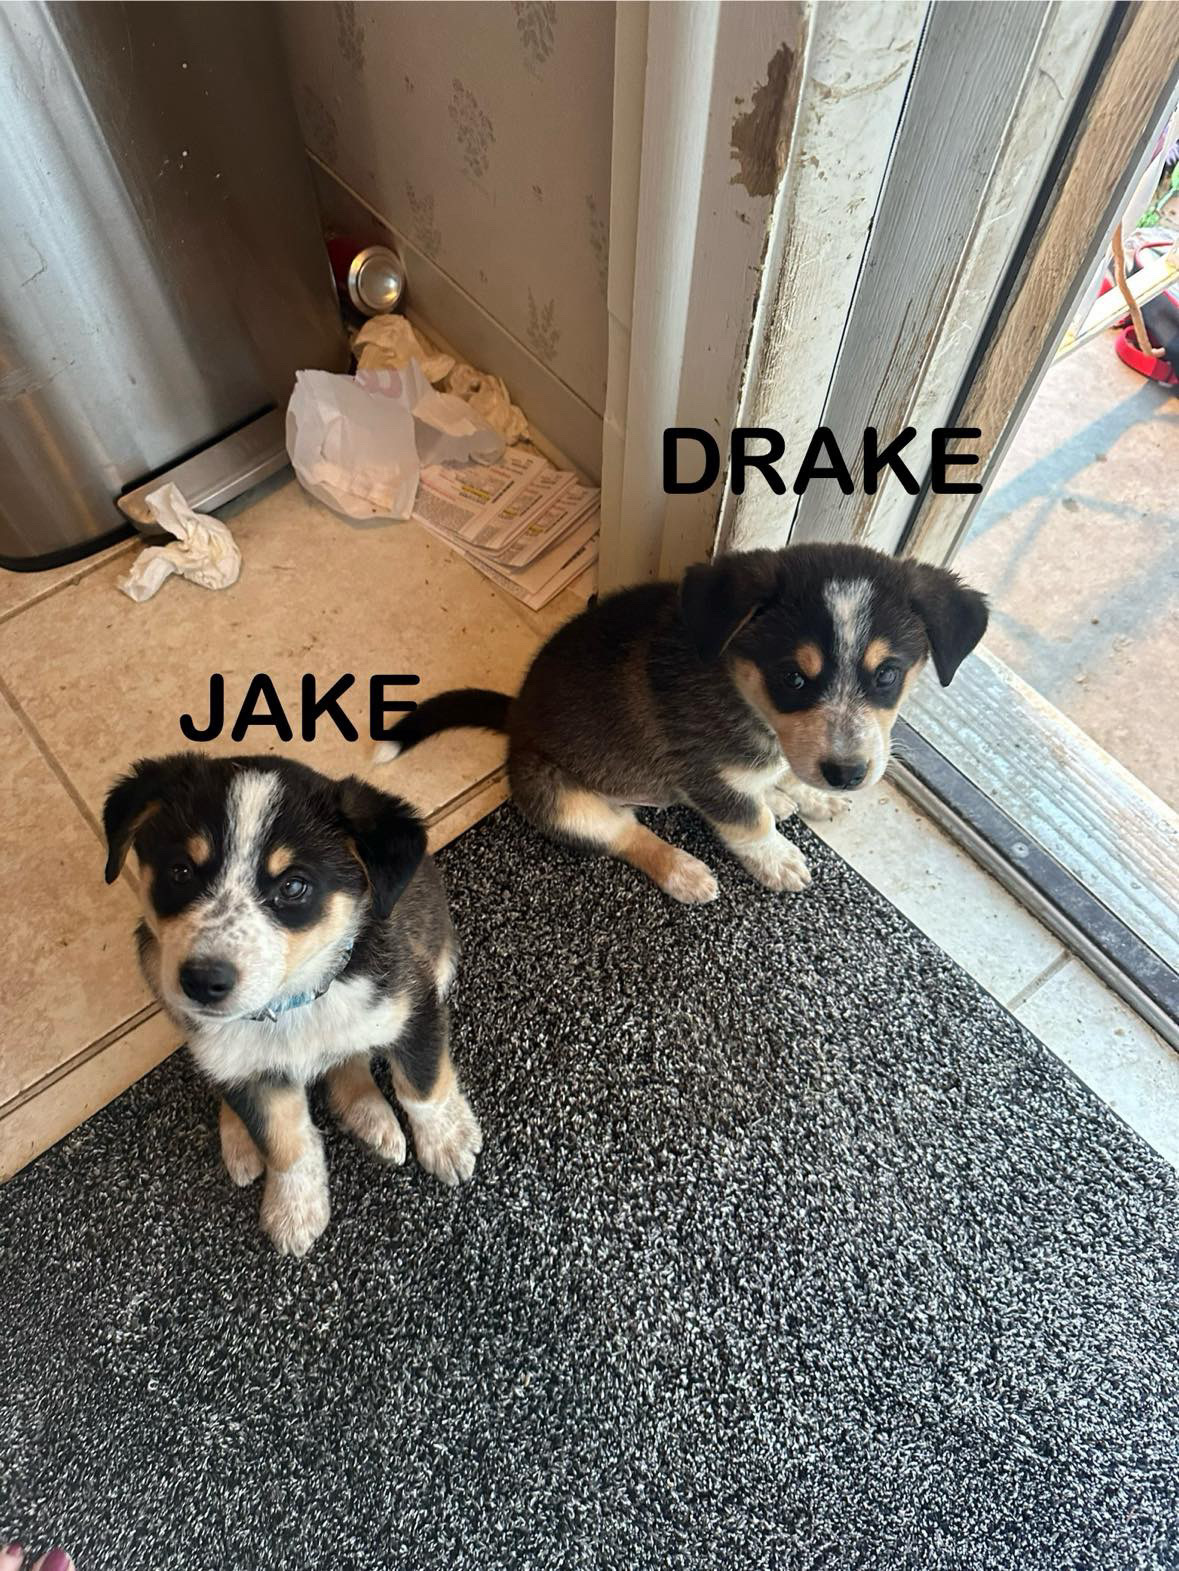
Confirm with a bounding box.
[374,543,987,903]
[103,754,480,1256]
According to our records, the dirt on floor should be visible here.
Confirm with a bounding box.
[958,331,1178,810]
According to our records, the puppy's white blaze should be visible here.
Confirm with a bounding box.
[824,577,873,654]
[168,768,287,1014]
[821,578,880,772]
[372,740,402,765]
[824,578,874,692]
[225,769,282,882]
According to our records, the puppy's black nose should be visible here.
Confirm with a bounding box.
[179,958,238,1005]
[820,759,868,790]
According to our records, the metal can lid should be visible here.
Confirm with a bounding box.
[348,245,406,315]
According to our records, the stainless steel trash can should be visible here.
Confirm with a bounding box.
[0,1,348,571]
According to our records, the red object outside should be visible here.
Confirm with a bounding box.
[1114,325,1178,384]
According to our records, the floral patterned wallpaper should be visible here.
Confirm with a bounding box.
[279,1,615,414]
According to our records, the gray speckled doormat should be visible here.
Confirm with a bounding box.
[2,805,1177,1571]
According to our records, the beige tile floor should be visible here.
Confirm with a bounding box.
[811,782,1179,1172]
[2,476,1176,1180]
[0,474,586,1177]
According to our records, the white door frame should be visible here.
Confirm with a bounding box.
[601,0,815,591]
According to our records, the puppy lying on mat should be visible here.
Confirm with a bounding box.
[376,543,986,903]
[103,755,480,1256]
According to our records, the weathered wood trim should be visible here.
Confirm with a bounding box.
[905,2,1179,566]
[790,0,1088,550]
[849,1,1111,553]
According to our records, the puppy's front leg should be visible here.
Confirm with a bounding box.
[328,1054,406,1165]
[390,993,482,1187]
[219,1098,264,1186]
[694,787,812,892]
[225,1078,330,1257]
[768,766,852,824]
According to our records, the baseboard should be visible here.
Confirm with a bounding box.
[308,157,604,482]
[0,1010,182,1182]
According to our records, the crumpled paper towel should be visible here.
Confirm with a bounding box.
[287,363,505,520]
[352,314,528,444]
[353,316,455,384]
[445,363,529,444]
[116,483,241,602]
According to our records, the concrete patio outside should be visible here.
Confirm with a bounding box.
[958,332,1177,809]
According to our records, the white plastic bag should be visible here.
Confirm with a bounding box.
[286,368,420,520]
[286,364,506,521]
[116,483,241,602]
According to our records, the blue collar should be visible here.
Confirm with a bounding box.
[248,941,354,1024]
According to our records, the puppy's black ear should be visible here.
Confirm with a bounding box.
[679,550,781,662]
[102,757,175,884]
[336,777,427,921]
[907,561,989,686]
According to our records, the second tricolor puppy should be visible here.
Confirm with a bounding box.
[103,755,480,1256]
[376,543,987,902]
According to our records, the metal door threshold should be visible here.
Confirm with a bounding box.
[891,660,1178,1048]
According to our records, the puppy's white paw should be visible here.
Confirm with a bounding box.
[221,1116,265,1188]
[338,1092,407,1165]
[734,830,812,892]
[659,850,720,904]
[407,1091,483,1187]
[765,784,800,823]
[793,784,853,823]
[770,776,855,823]
[260,1139,331,1257]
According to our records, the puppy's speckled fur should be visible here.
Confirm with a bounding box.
[102,753,480,1253]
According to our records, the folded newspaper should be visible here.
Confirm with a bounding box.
[412,448,599,610]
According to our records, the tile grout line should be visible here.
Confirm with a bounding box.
[0,670,107,845]
[423,765,507,828]
[1003,950,1074,1014]
[0,1002,165,1121]
[0,540,138,628]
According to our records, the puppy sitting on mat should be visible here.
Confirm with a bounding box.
[376,543,987,903]
[103,755,480,1256]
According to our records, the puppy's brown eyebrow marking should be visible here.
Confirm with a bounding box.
[187,834,213,866]
[793,642,823,679]
[266,845,295,878]
[863,637,892,674]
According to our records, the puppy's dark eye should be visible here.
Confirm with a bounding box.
[277,874,310,903]
[783,668,806,691]
[874,663,902,692]
[169,860,193,885]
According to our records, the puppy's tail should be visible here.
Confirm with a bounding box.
[372,688,512,764]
